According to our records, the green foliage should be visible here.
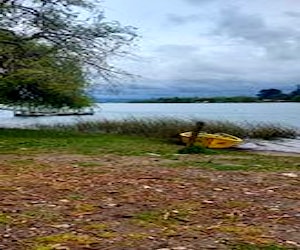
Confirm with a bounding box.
[257,89,286,100]
[0,40,91,108]
[0,0,137,108]
[0,0,137,79]
[291,95,300,102]
[178,145,217,154]
[0,213,11,225]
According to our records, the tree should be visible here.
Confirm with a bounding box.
[0,0,137,107]
[0,44,91,108]
[257,88,286,100]
[0,30,92,108]
[289,85,300,98]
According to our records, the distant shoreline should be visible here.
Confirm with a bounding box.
[128,96,300,103]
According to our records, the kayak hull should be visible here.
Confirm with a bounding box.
[180,132,243,149]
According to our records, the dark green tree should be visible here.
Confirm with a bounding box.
[0,0,137,107]
[0,42,91,108]
[289,85,300,99]
[0,30,91,108]
[257,88,287,100]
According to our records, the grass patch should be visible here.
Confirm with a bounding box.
[132,208,191,227]
[20,209,61,223]
[0,128,179,155]
[32,233,98,246]
[165,153,300,172]
[0,128,299,172]
[0,213,11,225]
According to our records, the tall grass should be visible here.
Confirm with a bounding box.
[38,118,299,140]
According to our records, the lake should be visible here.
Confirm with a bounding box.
[0,103,299,129]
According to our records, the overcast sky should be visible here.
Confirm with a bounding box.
[98,0,300,98]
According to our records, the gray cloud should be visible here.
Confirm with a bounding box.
[103,0,300,99]
[154,44,197,56]
[215,8,300,60]
[285,11,300,18]
[183,0,215,5]
[143,38,300,86]
[167,13,201,26]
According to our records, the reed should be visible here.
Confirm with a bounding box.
[38,118,299,140]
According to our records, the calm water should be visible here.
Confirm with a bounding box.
[0,103,299,129]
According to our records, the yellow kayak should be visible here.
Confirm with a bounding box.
[180,132,243,149]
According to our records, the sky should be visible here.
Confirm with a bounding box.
[95,0,300,99]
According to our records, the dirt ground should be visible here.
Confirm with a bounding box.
[0,153,299,250]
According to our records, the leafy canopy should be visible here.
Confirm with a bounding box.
[0,0,137,108]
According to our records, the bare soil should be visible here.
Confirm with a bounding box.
[0,153,299,250]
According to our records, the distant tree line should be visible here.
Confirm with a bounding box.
[130,86,300,103]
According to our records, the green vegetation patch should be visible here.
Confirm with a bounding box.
[0,128,179,156]
[132,208,191,227]
[0,213,12,225]
[165,152,300,172]
[32,233,99,247]
[178,145,219,154]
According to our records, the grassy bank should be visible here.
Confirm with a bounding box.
[0,128,178,156]
[38,118,299,140]
[0,128,299,172]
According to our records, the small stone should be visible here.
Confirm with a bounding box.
[59,199,70,203]
[281,173,298,178]
[143,185,151,189]
[285,241,300,247]
[202,200,214,204]
[47,204,57,207]
[244,191,255,195]
[173,247,188,250]
[267,190,275,193]
[51,244,70,250]
[52,224,71,229]
[269,207,280,211]
[213,188,223,191]
[30,201,40,204]
[106,203,118,207]
[146,153,161,157]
